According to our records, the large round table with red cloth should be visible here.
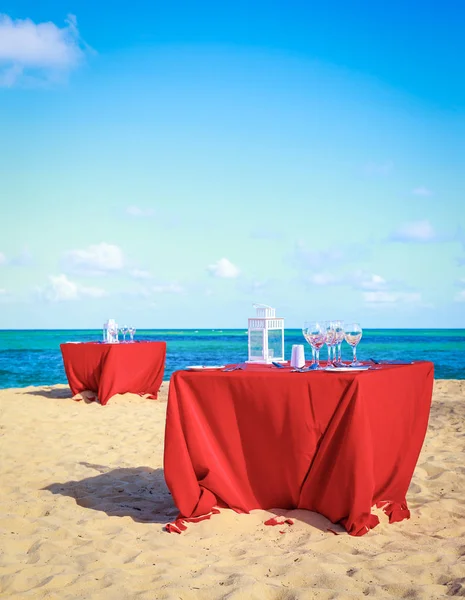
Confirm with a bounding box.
[164,361,434,536]
[60,341,166,406]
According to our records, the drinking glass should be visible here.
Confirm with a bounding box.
[303,321,325,370]
[333,320,345,366]
[128,326,136,342]
[344,322,363,366]
[302,324,315,365]
[119,325,128,342]
[323,321,337,369]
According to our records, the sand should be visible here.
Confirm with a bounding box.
[0,379,464,599]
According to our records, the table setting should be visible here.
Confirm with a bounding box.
[164,304,434,538]
[60,318,166,405]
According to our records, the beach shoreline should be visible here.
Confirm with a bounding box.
[0,380,464,599]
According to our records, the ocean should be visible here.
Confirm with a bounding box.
[0,329,464,389]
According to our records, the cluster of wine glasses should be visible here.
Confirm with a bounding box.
[119,325,136,342]
[302,321,362,370]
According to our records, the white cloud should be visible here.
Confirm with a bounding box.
[412,186,433,196]
[126,206,155,217]
[454,290,465,302]
[363,291,422,305]
[389,220,436,243]
[41,274,106,302]
[0,288,6,294]
[152,283,184,294]
[207,258,240,278]
[64,243,125,274]
[0,13,86,87]
[0,252,6,265]
[130,269,152,280]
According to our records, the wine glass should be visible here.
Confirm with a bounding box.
[344,323,363,367]
[333,320,345,366]
[127,326,136,342]
[303,321,326,370]
[119,325,128,342]
[323,321,337,369]
[302,324,315,365]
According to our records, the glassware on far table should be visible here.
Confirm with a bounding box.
[303,321,326,370]
[107,324,119,343]
[333,320,345,366]
[119,325,128,342]
[344,322,363,366]
[127,326,136,342]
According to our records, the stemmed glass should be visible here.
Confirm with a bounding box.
[127,326,136,342]
[302,324,315,365]
[323,321,337,369]
[333,320,345,366]
[344,323,363,367]
[119,325,128,342]
[303,321,326,370]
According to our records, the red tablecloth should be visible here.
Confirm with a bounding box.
[164,361,434,536]
[60,341,166,405]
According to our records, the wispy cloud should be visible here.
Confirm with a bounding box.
[39,274,106,302]
[0,252,6,265]
[412,186,433,197]
[0,13,87,87]
[130,269,152,280]
[126,206,155,218]
[389,220,436,243]
[207,258,240,278]
[236,278,271,293]
[306,271,388,290]
[292,242,370,269]
[362,160,393,176]
[308,272,340,286]
[64,243,125,275]
[152,283,184,294]
[0,288,13,303]
[363,291,422,305]
[454,290,465,302]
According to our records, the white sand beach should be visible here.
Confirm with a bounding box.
[0,380,464,599]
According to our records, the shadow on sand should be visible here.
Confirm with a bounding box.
[43,463,177,524]
[25,387,74,400]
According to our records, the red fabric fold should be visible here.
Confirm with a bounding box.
[377,501,411,524]
[166,508,220,534]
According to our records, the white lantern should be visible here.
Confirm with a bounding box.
[247,303,285,364]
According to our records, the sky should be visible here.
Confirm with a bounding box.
[0,0,464,329]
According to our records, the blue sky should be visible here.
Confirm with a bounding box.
[0,1,464,328]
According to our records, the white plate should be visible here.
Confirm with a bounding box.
[185,365,226,371]
[325,366,371,372]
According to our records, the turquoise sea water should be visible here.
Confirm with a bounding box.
[0,329,464,389]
